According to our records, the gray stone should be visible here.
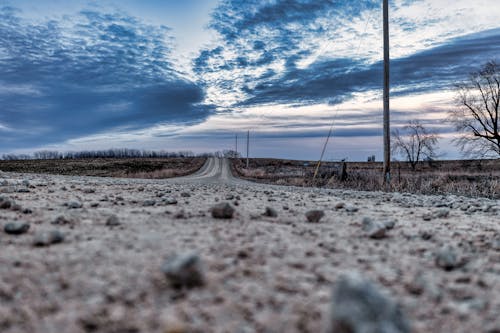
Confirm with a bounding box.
[163,197,178,205]
[0,199,12,209]
[52,215,73,225]
[211,202,235,219]
[180,192,191,198]
[143,200,156,207]
[106,215,121,226]
[263,207,278,218]
[4,222,30,235]
[335,202,346,210]
[305,209,325,223]
[435,245,461,271]
[434,208,450,218]
[345,205,359,213]
[161,253,205,289]
[329,272,410,333]
[362,217,387,239]
[33,230,65,246]
[67,201,83,209]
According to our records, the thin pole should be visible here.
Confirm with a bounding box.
[246,130,250,168]
[383,0,391,185]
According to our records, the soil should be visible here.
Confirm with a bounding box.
[0,158,499,332]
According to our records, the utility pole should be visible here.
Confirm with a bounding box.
[383,0,391,185]
[246,130,250,168]
[235,133,238,158]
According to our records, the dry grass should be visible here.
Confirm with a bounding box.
[0,157,206,179]
[232,158,500,198]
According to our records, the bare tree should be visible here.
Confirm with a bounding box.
[392,120,439,170]
[449,61,500,157]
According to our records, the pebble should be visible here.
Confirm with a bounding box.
[161,253,205,289]
[52,215,73,225]
[106,215,121,226]
[33,230,65,246]
[305,210,325,223]
[211,202,235,219]
[335,202,346,210]
[263,207,278,218]
[67,201,83,209]
[163,197,178,205]
[345,205,359,213]
[4,222,30,235]
[435,245,461,271]
[0,199,12,209]
[362,217,387,239]
[180,192,191,198]
[143,200,156,207]
[329,272,410,333]
[434,208,450,218]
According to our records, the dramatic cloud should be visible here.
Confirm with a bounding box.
[194,0,500,108]
[0,6,210,149]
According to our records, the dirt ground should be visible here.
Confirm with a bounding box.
[0,158,499,332]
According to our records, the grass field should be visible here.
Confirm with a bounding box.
[0,157,206,179]
[231,158,500,198]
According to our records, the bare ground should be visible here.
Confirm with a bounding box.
[0,158,499,332]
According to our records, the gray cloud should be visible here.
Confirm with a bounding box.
[0,6,211,150]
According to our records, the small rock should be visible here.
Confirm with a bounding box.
[143,200,156,207]
[33,230,65,246]
[161,253,205,289]
[225,194,234,200]
[180,192,191,198]
[211,202,235,219]
[163,197,178,205]
[329,272,410,333]
[67,201,83,209]
[106,215,121,226]
[334,202,345,210]
[4,222,30,235]
[434,208,450,218]
[263,207,278,218]
[362,217,387,239]
[52,215,73,225]
[381,218,396,230]
[420,230,433,240]
[0,199,12,209]
[345,205,359,213]
[305,209,325,223]
[22,208,33,214]
[435,245,461,271]
[422,212,433,221]
[90,202,99,208]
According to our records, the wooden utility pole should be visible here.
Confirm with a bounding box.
[246,130,250,168]
[383,0,391,185]
[235,133,238,157]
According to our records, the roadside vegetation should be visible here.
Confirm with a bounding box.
[232,158,500,199]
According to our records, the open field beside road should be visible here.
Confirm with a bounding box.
[232,158,500,199]
[0,158,499,332]
[0,158,206,179]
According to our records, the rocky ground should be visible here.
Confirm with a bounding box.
[0,158,499,333]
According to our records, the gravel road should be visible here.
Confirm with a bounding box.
[0,158,499,332]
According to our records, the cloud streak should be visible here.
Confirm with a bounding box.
[0,6,210,149]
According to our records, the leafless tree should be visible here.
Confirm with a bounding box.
[392,120,440,170]
[449,61,500,157]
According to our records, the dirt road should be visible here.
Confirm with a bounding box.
[0,159,499,332]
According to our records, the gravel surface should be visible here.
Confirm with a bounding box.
[0,158,499,332]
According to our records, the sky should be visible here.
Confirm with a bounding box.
[0,0,499,161]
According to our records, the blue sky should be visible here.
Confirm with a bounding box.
[0,0,499,160]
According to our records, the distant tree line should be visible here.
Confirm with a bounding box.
[1,149,217,161]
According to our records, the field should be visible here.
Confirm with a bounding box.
[0,157,206,179]
[232,158,500,198]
